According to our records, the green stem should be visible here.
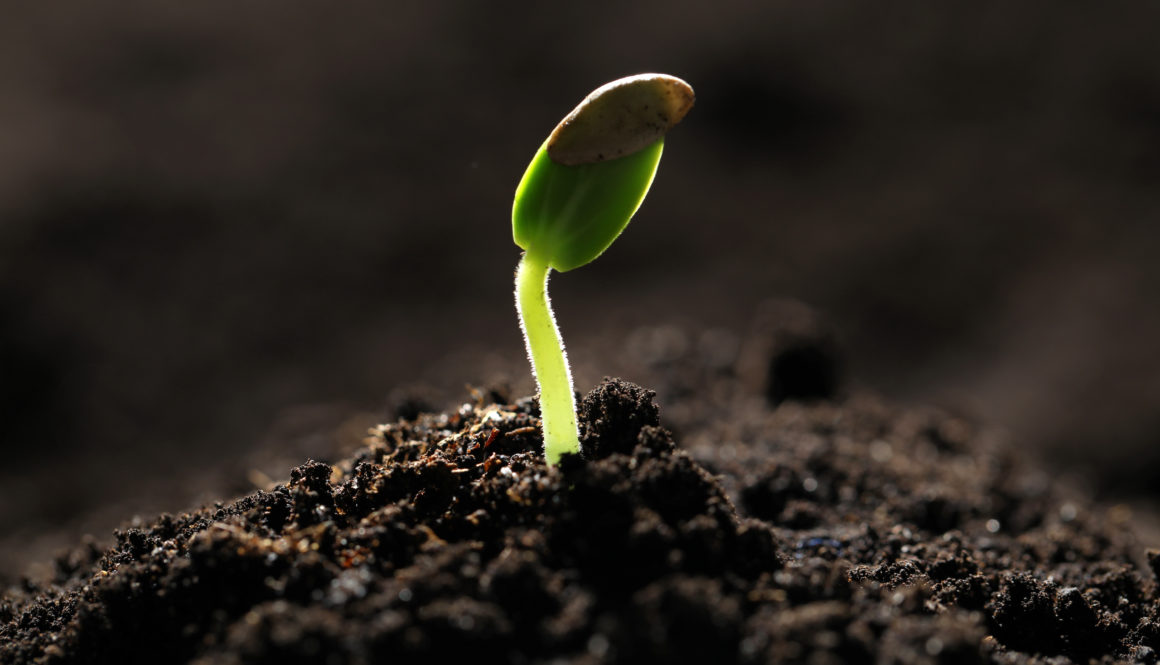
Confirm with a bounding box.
[515,251,580,464]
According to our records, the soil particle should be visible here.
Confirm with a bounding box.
[2,364,1157,663]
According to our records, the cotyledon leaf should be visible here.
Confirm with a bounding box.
[513,74,694,273]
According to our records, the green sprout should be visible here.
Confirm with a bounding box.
[512,73,694,465]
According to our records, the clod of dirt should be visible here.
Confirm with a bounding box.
[579,377,664,459]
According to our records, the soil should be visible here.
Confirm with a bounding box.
[3,333,1159,664]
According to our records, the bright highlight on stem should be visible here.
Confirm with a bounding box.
[511,74,694,464]
[515,252,578,465]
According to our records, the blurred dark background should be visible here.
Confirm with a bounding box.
[2,1,1158,573]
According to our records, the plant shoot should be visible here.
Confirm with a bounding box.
[512,73,694,464]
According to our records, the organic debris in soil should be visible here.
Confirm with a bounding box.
[2,377,1158,664]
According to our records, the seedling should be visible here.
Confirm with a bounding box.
[512,73,694,465]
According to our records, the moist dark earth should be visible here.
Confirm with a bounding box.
[3,336,1159,664]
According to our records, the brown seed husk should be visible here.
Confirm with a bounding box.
[546,73,695,166]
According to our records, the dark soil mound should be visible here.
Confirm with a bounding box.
[3,370,1158,663]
